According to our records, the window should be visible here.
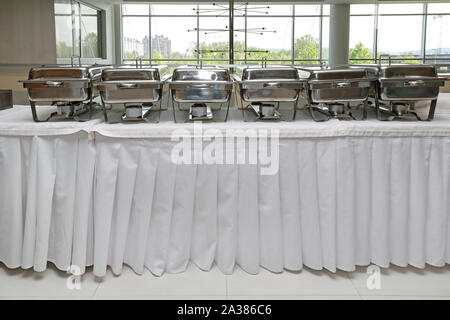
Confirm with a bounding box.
[349,3,450,68]
[55,0,104,59]
[121,3,329,66]
[294,5,329,65]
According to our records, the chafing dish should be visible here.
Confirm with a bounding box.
[168,66,233,122]
[20,58,109,122]
[97,65,170,123]
[299,67,371,121]
[233,66,305,121]
[0,90,12,110]
[370,64,447,121]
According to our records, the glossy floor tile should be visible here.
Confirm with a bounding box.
[1,262,450,300]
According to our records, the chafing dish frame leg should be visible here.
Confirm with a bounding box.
[417,99,437,121]
[100,96,109,123]
[375,101,397,121]
[348,99,368,121]
[224,97,232,122]
[375,97,437,122]
[306,89,331,122]
[308,105,332,122]
[30,101,55,122]
[169,84,179,123]
[291,96,301,121]
[88,82,94,120]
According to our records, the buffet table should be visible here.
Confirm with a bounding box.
[1,96,450,277]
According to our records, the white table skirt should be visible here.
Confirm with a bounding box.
[92,135,450,276]
[0,100,450,276]
[0,133,96,273]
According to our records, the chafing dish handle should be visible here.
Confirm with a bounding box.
[263,82,282,88]
[404,80,426,87]
[118,83,139,89]
[188,84,212,88]
[71,55,81,67]
[231,74,242,83]
[44,81,64,87]
[334,82,352,88]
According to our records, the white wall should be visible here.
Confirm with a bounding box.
[0,0,56,64]
[0,0,117,104]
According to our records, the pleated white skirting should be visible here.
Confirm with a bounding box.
[1,133,450,276]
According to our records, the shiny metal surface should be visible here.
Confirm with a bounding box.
[0,90,13,110]
[170,67,233,103]
[377,65,445,101]
[21,65,107,102]
[235,67,304,103]
[98,66,169,104]
[305,68,371,103]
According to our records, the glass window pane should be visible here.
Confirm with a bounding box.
[73,2,81,57]
[199,17,229,63]
[122,17,149,60]
[198,3,229,16]
[150,4,195,16]
[122,4,149,16]
[241,4,292,16]
[426,15,450,62]
[246,17,292,63]
[322,17,329,61]
[379,4,424,15]
[151,17,197,60]
[428,3,450,14]
[233,17,246,62]
[81,4,97,15]
[323,5,330,16]
[350,4,375,15]
[81,15,99,58]
[295,5,321,16]
[55,15,73,58]
[294,17,320,63]
[349,16,374,63]
[55,0,71,15]
[378,15,422,63]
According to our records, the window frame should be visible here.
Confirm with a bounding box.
[120,2,329,66]
[349,3,450,65]
[55,0,106,62]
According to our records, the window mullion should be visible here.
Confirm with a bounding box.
[149,4,152,62]
[421,3,428,63]
[197,4,200,65]
[78,1,82,58]
[291,4,295,65]
[373,4,379,63]
[319,4,323,64]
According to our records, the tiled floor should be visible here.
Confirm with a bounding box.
[1,262,450,300]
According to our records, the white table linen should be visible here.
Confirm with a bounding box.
[0,99,449,276]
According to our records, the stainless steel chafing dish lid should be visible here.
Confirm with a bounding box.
[307,68,371,89]
[170,67,233,103]
[98,66,170,104]
[301,67,372,103]
[234,66,305,102]
[171,67,231,81]
[242,66,299,80]
[377,64,447,87]
[374,64,447,101]
[26,65,105,80]
[235,66,306,88]
[101,65,170,81]
[19,65,110,102]
[170,67,233,90]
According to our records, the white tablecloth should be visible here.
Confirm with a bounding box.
[1,98,450,276]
